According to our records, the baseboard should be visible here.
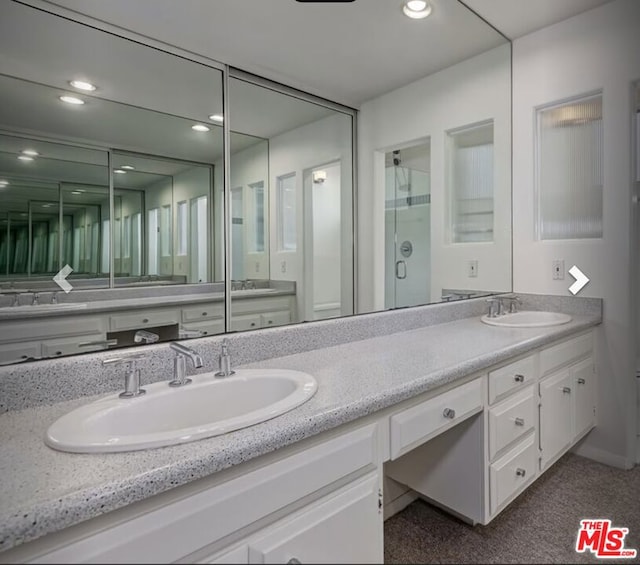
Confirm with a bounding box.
[383,490,418,521]
[571,442,635,470]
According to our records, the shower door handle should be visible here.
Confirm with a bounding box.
[395,260,407,279]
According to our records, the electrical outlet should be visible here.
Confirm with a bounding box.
[552,259,564,280]
[468,260,478,278]
[255,261,260,273]
[281,260,287,273]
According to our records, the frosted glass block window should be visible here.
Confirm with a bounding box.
[123,216,131,259]
[177,201,187,256]
[447,121,494,243]
[113,218,121,260]
[277,173,296,251]
[101,219,110,274]
[537,93,603,239]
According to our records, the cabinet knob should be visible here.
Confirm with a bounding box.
[142,318,149,324]
[562,386,571,394]
[268,320,273,324]
[250,322,256,327]
[287,559,301,565]
[443,408,456,419]
[516,468,526,477]
[514,374,525,383]
[577,378,586,385]
[514,417,525,427]
[202,312,207,316]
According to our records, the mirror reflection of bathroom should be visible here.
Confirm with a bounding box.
[385,141,431,309]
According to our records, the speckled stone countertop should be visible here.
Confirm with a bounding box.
[0,310,600,553]
[0,288,292,320]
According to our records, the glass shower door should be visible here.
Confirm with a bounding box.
[385,145,431,309]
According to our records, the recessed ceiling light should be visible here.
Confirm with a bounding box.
[42,204,52,208]
[192,124,210,132]
[18,155,34,162]
[21,149,39,157]
[71,191,83,195]
[120,165,135,170]
[59,95,85,105]
[209,114,224,123]
[403,0,432,19]
[113,169,127,174]
[69,80,96,91]
[0,180,8,186]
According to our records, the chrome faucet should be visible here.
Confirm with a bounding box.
[134,329,160,344]
[215,338,235,377]
[501,295,521,313]
[486,297,501,318]
[169,342,203,387]
[50,291,58,305]
[102,352,148,398]
[31,292,39,306]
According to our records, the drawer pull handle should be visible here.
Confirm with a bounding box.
[288,559,301,565]
[443,408,456,419]
[516,468,526,478]
[268,320,273,324]
[142,318,149,324]
[514,417,525,426]
[577,378,586,385]
[250,322,256,327]
[514,374,525,383]
[202,312,207,316]
[562,386,572,394]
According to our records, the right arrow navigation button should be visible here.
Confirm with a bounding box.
[568,265,589,295]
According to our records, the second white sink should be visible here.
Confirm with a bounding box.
[45,369,318,453]
[481,310,572,328]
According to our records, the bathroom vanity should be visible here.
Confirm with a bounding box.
[0,295,600,564]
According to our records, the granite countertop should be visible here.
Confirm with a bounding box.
[0,288,293,320]
[0,313,600,552]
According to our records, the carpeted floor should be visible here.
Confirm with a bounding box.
[384,453,640,564]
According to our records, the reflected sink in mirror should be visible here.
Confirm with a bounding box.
[45,369,318,453]
[481,311,572,328]
[0,303,87,318]
[230,288,278,296]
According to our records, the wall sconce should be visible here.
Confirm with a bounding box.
[313,170,327,184]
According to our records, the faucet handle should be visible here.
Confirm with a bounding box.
[215,338,235,377]
[103,352,148,398]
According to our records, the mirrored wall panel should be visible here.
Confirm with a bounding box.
[228,75,354,331]
[0,0,225,364]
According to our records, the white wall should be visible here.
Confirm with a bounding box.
[512,0,640,468]
[269,112,354,321]
[358,43,512,313]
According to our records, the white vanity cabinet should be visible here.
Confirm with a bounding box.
[8,422,383,564]
[384,329,597,526]
[230,296,295,332]
[539,332,596,470]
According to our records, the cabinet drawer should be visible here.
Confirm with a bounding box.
[182,304,223,323]
[0,341,41,364]
[260,310,290,328]
[247,473,382,564]
[389,377,483,460]
[489,433,536,515]
[231,314,261,332]
[31,424,379,564]
[181,319,225,337]
[488,355,535,404]
[540,332,592,377]
[109,309,180,331]
[41,335,105,358]
[488,385,536,460]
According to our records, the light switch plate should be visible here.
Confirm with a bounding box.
[468,260,478,278]
[552,259,564,280]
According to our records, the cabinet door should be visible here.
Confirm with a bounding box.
[248,473,382,564]
[540,368,574,469]
[573,357,595,438]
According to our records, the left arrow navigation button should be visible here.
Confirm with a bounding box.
[53,264,74,294]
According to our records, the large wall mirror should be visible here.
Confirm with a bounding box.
[0,0,510,366]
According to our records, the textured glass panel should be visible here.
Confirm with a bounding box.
[537,94,603,239]
[448,121,494,243]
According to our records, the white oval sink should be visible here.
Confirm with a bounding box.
[45,369,318,453]
[481,310,572,328]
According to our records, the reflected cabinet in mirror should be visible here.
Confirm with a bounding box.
[0,0,511,366]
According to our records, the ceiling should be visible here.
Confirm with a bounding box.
[38,0,615,108]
